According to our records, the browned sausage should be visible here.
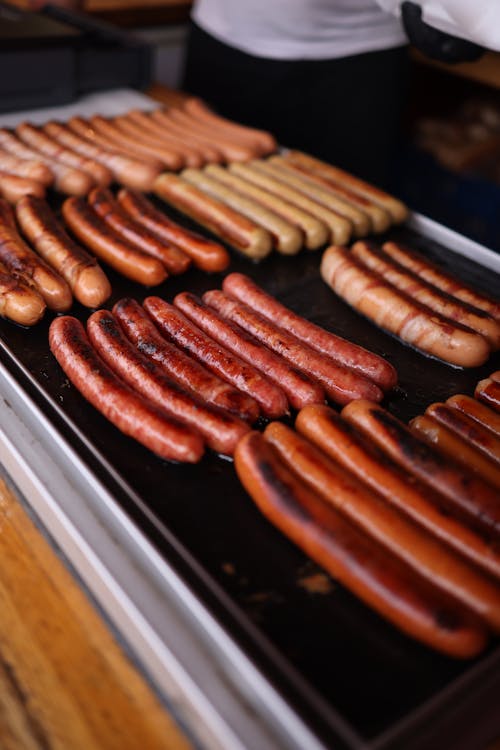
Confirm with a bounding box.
[341,399,500,538]
[0,261,45,326]
[222,272,397,391]
[205,289,383,406]
[143,296,287,418]
[124,110,209,166]
[117,188,229,272]
[175,291,323,410]
[113,297,259,423]
[165,108,256,162]
[149,109,224,164]
[49,316,204,463]
[0,149,53,186]
[112,115,205,169]
[0,171,45,203]
[321,246,491,368]
[88,187,191,275]
[295,403,500,580]
[62,197,167,287]
[234,431,487,658]
[447,394,500,437]
[425,402,500,465]
[0,198,72,311]
[15,195,111,308]
[476,378,500,413]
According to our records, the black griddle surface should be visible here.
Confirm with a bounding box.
[1,202,499,750]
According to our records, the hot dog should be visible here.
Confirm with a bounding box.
[265,420,500,630]
[0,198,72,311]
[150,110,224,164]
[181,168,303,255]
[295,404,500,580]
[425,402,500,465]
[15,195,111,308]
[475,379,500,413]
[284,151,409,223]
[0,262,46,326]
[0,149,53,186]
[62,197,167,286]
[447,394,500,437]
[222,272,397,391]
[206,288,383,405]
[50,316,204,463]
[43,121,162,193]
[143,296,286,418]
[351,241,500,350]
[320,246,491,368]
[234,431,487,658]
[382,241,500,323]
[87,310,249,456]
[87,187,191,275]
[0,171,45,203]
[113,297,259,423]
[116,188,229,272]
[112,115,205,169]
[175,291,323,410]
[341,400,500,538]
[153,173,272,260]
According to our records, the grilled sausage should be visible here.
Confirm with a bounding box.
[87,309,249,456]
[0,149,53,186]
[447,394,500,437]
[113,297,259,422]
[124,109,210,163]
[62,197,167,287]
[112,115,205,169]
[154,173,272,260]
[49,316,204,463]
[165,108,256,162]
[426,402,500,465]
[149,109,224,164]
[0,198,71,310]
[0,171,45,203]
[205,289,383,406]
[143,295,286,418]
[235,431,487,658]
[265,420,500,630]
[16,195,111,308]
[296,403,500,580]
[342,400,500,538]
[321,245,491,368]
[175,291,323,410]
[222,272,397,390]
[0,261,45,326]
[117,188,229,272]
[351,241,500,350]
[475,379,500,413]
[88,187,191,275]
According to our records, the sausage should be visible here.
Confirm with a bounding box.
[87,309,250,456]
[15,195,111,308]
[87,187,191,275]
[176,291,322,410]
[491,370,500,384]
[153,173,272,260]
[425,402,500,465]
[284,150,409,223]
[113,297,259,422]
[143,296,286,418]
[15,122,111,188]
[320,246,491,368]
[183,97,277,155]
[265,420,500,630]
[49,316,204,463]
[295,403,500,580]
[351,241,500,350]
[382,241,500,323]
[269,156,392,233]
[0,262,45,326]
[341,399,500,538]
[475,378,500,413]
[410,414,500,490]
[0,149,53,186]
[234,431,487,658]
[165,108,256,162]
[124,109,210,163]
[222,272,397,391]
[150,110,224,164]
[62,197,167,287]
[247,161,353,245]
[43,120,161,193]
[205,289,383,405]
[0,171,45,203]
[222,163,329,250]
[0,198,72,311]
[181,168,303,255]
[89,115,184,171]
[265,158,372,237]
[116,188,229,272]
[447,394,500,438]
[112,115,205,169]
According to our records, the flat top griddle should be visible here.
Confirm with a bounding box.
[0,198,499,750]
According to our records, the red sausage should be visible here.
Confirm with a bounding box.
[447,394,500,438]
[476,379,500,413]
[425,402,500,465]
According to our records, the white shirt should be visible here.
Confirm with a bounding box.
[193,0,407,61]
